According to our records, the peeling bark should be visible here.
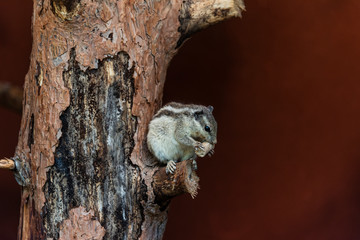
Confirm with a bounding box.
[58,206,106,240]
[14,0,244,239]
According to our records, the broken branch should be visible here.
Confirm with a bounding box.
[177,0,245,48]
[0,158,15,170]
[153,159,200,208]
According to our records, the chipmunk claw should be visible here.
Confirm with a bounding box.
[194,141,204,151]
[166,160,177,174]
[208,149,215,157]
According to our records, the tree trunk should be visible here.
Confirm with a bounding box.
[12,0,244,239]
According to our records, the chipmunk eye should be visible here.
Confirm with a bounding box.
[204,125,211,132]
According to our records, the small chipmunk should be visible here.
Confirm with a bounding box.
[147,102,217,174]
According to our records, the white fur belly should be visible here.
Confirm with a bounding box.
[150,137,195,163]
[147,116,196,164]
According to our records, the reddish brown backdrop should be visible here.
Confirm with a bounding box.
[1,0,360,239]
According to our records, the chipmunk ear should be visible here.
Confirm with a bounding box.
[207,105,214,113]
[194,110,204,120]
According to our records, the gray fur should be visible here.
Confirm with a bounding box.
[147,102,217,173]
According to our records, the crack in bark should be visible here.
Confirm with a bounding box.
[27,114,34,151]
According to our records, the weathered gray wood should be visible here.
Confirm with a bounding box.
[43,50,141,239]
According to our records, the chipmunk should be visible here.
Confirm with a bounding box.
[147,102,217,174]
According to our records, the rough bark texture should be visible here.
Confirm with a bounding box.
[14,0,244,239]
[153,159,200,210]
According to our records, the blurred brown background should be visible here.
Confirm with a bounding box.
[1,0,360,239]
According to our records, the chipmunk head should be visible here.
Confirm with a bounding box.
[192,105,217,145]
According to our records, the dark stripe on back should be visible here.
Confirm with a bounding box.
[153,109,192,119]
[165,102,201,110]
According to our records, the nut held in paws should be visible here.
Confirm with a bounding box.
[195,142,213,157]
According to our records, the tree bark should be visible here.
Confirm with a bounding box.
[13,0,244,239]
